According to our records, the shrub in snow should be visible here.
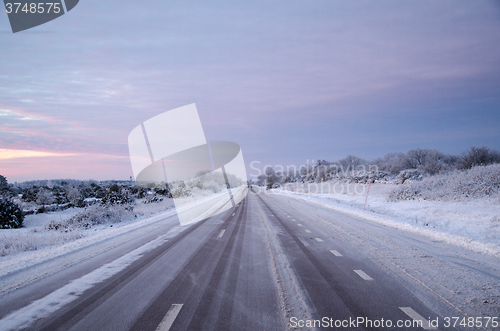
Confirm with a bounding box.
[202,180,223,193]
[47,204,133,230]
[171,181,191,198]
[0,199,24,229]
[134,198,174,216]
[101,188,133,206]
[143,195,163,203]
[389,163,500,201]
[351,170,391,184]
[154,187,172,198]
[396,169,423,184]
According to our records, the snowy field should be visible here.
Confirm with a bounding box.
[0,199,177,257]
[0,186,246,278]
[270,181,500,257]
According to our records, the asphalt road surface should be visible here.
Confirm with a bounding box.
[1,188,499,330]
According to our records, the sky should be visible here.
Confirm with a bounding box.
[1,0,500,182]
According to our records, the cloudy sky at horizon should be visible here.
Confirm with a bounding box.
[1,0,500,182]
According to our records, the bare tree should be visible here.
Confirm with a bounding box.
[458,146,500,169]
[265,167,277,189]
[338,155,367,170]
[405,149,445,175]
[66,187,82,206]
[373,153,409,175]
[36,189,55,212]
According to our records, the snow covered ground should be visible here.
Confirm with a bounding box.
[0,186,247,278]
[269,182,500,258]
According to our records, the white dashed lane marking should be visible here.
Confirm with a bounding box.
[232,213,235,216]
[305,230,312,233]
[314,238,323,242]
[330,250,342,256]
[156,304,183,331]
[218,230,226,239]
[399,307,437,330]
[297,224,303,227]
[292,219,296,222]
[354,270,373,280]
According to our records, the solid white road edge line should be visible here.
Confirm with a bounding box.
[354,270,373,281]
[156,304,184,331]
[399,307,437,330]
[0,234,172,331]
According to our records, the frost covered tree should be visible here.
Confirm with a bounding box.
[373,153,409,175]
[256,174,267,186]
[102,185,133,205]
[0,199,24,229]
[0,175,7,190]
[264,167,277,189]
[458,146,500,169]
[66,187,82,206]
[400,149,445,175]
[36,189,55,212]
[0,175,11,197]
[338,155,367,170]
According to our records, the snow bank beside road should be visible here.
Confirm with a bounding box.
[0,208,178,279]
[270,184,500,258]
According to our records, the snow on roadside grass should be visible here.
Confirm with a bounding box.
[0,207,178,279]
[0,229,83,257]
[272,184,500,258]
[0,199,175,258]
[1,208,84,256]
[23,208,81,228]
[0,191,232,277]
[389,163,500,201]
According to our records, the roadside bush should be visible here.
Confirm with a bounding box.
[389,163,500,201]
[0,199,24,229]
[396,169,423,184]
[101,188,133,205]
[202,180,223,193]
[46,204,133,230]
[171,181,191,198]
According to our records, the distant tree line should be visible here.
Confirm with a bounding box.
[0,176,173,229]
[257,145,500,189]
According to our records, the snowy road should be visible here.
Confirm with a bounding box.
[0,188,499,330]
